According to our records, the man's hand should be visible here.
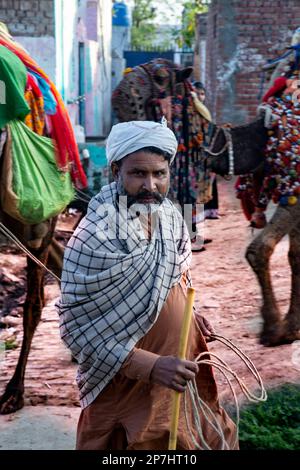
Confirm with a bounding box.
[150,356,199,393]
[194,313,216,342]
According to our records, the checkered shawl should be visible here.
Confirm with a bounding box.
[57,182,192,408]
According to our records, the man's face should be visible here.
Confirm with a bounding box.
[196,89,206,103]
[111,151,170,207]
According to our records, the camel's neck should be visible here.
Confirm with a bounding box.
[209,118,269,176]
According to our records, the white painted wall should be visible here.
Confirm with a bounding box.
[14,36,56,82]
[86,0,112,137]
[111,25,130,91]
[54,0,79,127]
[54,0,112,138]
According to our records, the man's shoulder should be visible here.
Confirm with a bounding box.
[91,182,116,202]
[87,183,117,211]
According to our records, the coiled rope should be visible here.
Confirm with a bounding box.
[184,329,267,450]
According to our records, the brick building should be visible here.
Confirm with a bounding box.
[0,0,55,78]
[205,0,300,125]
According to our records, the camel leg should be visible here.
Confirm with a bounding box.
[0,221,56,414]
[246,204,298,346]
[47,237,64,280]
[282,225,300,342]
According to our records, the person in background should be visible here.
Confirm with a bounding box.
[191,82,219,252]
[193,82,220,221]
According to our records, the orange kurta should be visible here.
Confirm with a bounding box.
[76,279,238,450]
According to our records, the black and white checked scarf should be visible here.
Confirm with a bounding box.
[57,182,192,408]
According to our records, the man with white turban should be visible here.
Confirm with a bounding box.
[57,120,237,450]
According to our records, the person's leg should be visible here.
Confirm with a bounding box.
[127,430,195,450]
[76,387,121,450]
[203,406,239,450]
[191,208,212,252]
[76,408,114,450]
[127,408,238,451]
[109,425,128,450]
[205,177,219,219]
[127,431,169,450]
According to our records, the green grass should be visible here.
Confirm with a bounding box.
[239,384,300,450]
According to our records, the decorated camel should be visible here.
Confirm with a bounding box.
[0,26,86,414]
[209,117,300,348]
[112,56,300,349]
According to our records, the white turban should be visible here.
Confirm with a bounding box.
[106,120,178,165]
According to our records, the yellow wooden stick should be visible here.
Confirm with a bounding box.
[168,287,195,450]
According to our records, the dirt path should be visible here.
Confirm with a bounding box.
[1,179,300,413]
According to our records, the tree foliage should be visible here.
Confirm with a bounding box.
[130,0,210,51]
[174,1,210,49]
[131,0,157,49]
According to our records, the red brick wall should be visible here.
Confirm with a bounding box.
[205,0,300,125]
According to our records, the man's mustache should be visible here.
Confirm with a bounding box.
[135,191,164,202]
[125,191,165,207]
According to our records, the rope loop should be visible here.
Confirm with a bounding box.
[184,331,267,450]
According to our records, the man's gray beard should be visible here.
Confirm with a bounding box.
[116,176,169,217]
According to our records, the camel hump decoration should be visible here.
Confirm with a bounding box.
[112,58,194,123]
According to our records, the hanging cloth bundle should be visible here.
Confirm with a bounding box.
[0,120,74,224]
[0,45,30,127]
[0,32,87,188]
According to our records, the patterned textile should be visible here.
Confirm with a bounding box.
[24,101,44,135]
[29,70,57,115]
[24,75,45,136]
[236,89,300,210]
[259,93,300,206]
[235,175,258,220]
[57,182,192,408]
